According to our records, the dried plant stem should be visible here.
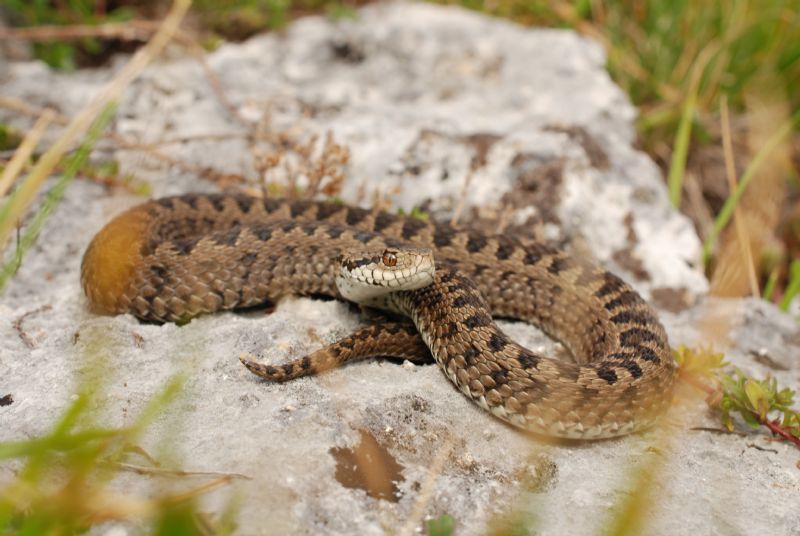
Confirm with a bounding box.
[0,0,192,253]
[113,462,251,480]
[0,22,153,42]
[762,419,800,448]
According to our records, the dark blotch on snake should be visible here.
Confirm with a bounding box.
[464,346,479,365]
[401,219,427,241]
[472,264,489,276]
[235,196,255,213]
[488,333,507,352]
[182,194,201,210]
[452,294,482,308]
[173,237,202,256]
[604,291,642,311]
[215,228,241,247]
[328,227,345,240]
[620,328,664,348]
[262,198,283,213]
[632,345,660,363]
[290,201,313,219]
[317,202,347,220]
[547,257,569,274]
[496,242,515,260]
[610,310,656,326]
[596,366,618,384]
[346,208,369,227]
[373,212,396,233]
[353,230,373,243]
[254,226,272,241]
[466,235,487,253]
[516,349,539,369]
[523,250,541,265]
[595,273,627,298]
[210,196,228,212]
[433,227,454,248]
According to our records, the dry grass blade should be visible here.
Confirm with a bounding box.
[0,0,192,253]
[0,22,153,42]
[113,462,251,480]
[0,109,55,197]
[719,96,759,297]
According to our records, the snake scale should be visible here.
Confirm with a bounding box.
[81,193,676,439]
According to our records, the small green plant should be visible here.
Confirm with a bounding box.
[675,345,800,448]
[397,206,430,221]
[718,369,800,446]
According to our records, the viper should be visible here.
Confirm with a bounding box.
[81,193,676,439]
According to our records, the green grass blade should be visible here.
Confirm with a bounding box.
[779,260,800,312]
[762,267,779,301]
[667,90,697,207]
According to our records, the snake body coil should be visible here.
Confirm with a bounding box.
[81,193,676,439]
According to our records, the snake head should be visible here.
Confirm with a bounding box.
[335,246,436,303]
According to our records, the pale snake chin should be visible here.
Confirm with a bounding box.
[81,194,676,439]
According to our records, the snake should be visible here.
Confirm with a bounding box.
[80,193,676,439]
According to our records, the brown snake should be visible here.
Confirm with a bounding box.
[81,193,676,439]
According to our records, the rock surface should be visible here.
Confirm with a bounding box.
[1,4,798,535]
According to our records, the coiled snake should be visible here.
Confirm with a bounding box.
[81,193,676,439]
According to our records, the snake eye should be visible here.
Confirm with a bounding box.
[382,251,397,267]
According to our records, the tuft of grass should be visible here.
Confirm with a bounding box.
[0,375,191,532]
[0,103,115,291]
[701,110,800,266]
[0,0,191,294]
[3,0,133,70]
